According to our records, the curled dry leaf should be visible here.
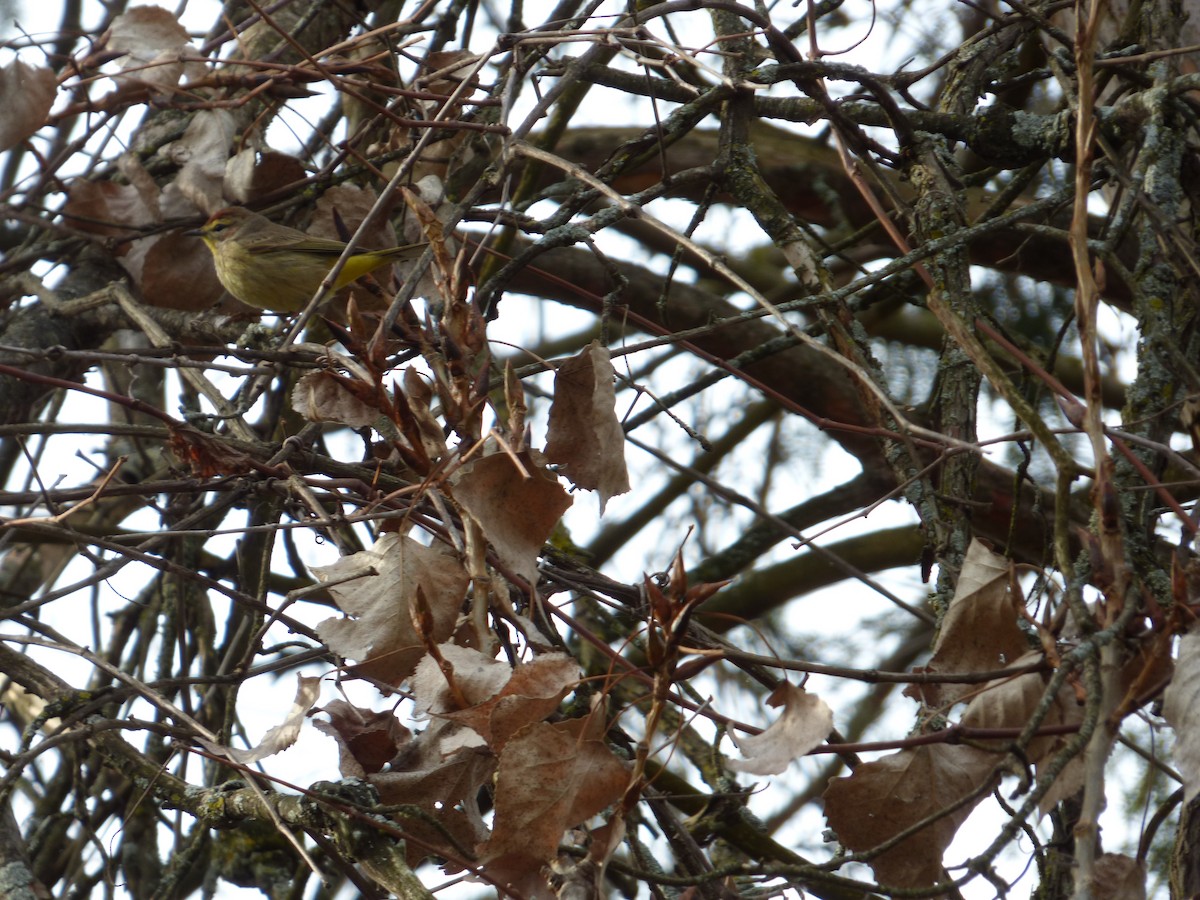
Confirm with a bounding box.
[312,699,412,777]
[198,674,320,764]
[823,743,997,889]
[1164,623,1200,801]
[292,370,379,427]
[0,59,56,152]
[544,341,631,513]
[727,682,834,775]
[315,533,468,686]
[452,450,573,589]
[906,538,1028,709]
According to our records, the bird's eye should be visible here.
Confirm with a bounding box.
[208,220,228,233]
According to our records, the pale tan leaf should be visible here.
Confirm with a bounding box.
[0,59,56,152]
[315,533,468,686]
[292,371,378,427]
[452,451,573,588]
[1164,623,1200,801]
[544,341,630,513]
[823,744,996,889]
[908,539,1028,708]
[312,699,411,777]
[164,109,236,213]
[727,682,834,775]
[411,643,514,715]
[198,674,320,764]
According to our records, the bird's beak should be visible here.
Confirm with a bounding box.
[183,227,204,237]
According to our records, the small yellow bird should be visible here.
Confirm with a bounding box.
[190,207,426,312]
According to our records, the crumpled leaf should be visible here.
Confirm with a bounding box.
[457,653,578,750]
[199,674,320,764]
[315,533,468,686]
[1164,623,1200,801]
[369,717,493,865]
[544,341,630,513]
[727,682,834,775]
[824,743,996,889]
[0,59,56,152]
[906,539,1027,708]
[452,451,572,589]
[108,6,202,91]
[481,709,628,892]
[312,699,412,777]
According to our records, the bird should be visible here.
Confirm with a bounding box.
[189,206,425,312]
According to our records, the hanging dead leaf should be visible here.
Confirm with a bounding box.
[452,450,573,589]
[823,743,996,889]
[198,674,320,764]
[0,59,56,152]
[959,650,1084,815]
[315,533,468,686]
[727,682,834,775]
[905,539,1028,709]
[224,149,307,204]
[480,713,628,891]
[544,341,630,513]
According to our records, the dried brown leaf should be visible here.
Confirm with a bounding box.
[0,59,56,152]
[727,682,834,775]
[959,650,1084,815]
[481,715,628,883]
[315,534,468,686]
[544,341,630,513]
[823,744,995,889]
[412,643,513,715]
[452,451,573,588]
[906,539,1028,708]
